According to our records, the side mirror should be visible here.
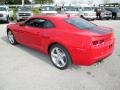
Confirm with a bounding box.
[19,22,25,26]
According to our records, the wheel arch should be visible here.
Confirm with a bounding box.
[47,42,73,63]
[7,28,11,34]
[48,42,69,54]
[48,42,58,54]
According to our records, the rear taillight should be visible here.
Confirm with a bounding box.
[99,40,105,45]
[93,41,99,46]
[92,40,105,46]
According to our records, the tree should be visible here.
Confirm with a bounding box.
[0,0,53,4]
[0,0,30,4]
[103,0,110,4]
[34,0,53,4]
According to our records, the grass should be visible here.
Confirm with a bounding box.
[32,7,40,15]
[12,7,17,19]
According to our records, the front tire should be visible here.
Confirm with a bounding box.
[49,44,72,70]
[80,15,85,19]
[7,30,17,45]
[6,16,10,23]
[17,20,19,22]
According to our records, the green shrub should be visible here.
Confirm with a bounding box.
[9,7,40,20]
[32,7,40,15]
[9,7,17,20]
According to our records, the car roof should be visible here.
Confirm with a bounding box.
[32,14,77,20]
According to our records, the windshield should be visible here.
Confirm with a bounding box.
[100,8,106,11]
[18,7,31,11]
[0,7,6,11]
[63,6,78,11]
[81,7,94,11]
[41,6,55,11]
[65,18,96,29]
[105,8,120,12]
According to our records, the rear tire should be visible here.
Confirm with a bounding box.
[6,16,10,23]
[80,15,85,19]
[17,20,19,22]
[106,17,110,20]
[7,30,18,45]
[49,44,72,70]
[10,17,14,21]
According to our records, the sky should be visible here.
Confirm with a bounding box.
[53,0,120,5]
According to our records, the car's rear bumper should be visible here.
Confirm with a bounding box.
[70,40,114,65]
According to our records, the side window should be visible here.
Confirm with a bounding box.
[25,18,45,28]
[25,18,55,28]
[25,19,35,26]
[43,20,54,28]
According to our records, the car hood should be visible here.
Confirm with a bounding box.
[41,11,57,14]
[64,11,79,13]
[83,11,96,14]
[63,11,79,16]
[103,11,112,14]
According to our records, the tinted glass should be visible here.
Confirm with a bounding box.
[0,7,6,11]
[105,8,120,12]
[18,6,31,11]
[25,19,45,28]
[41,6,55,11]
[65,18,96,29]
[82,7,94,11]
[25,18,54,28]
[63,6,78,11]
[43,21,54,28]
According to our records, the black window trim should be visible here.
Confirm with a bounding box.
[24,18,56,29]
[64,18,97,30]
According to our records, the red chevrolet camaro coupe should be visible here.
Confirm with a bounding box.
[7,15,114,69]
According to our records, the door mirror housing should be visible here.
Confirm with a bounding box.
[19,22,25,26]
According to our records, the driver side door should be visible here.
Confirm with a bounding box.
[16,18,45,50]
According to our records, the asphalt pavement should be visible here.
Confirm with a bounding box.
[0,20,120,90]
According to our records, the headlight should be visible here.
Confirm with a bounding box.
[84,13,88,16]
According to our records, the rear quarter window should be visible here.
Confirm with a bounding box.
[65,18,96,29]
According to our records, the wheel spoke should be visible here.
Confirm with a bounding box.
[8,31,14,44]
[55,48,60,55]
[60,53,66,57]
[51,51,58,58]
[51,47,67,68]
[59,58,66,66]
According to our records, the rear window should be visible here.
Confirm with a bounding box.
[65,18,96,29]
